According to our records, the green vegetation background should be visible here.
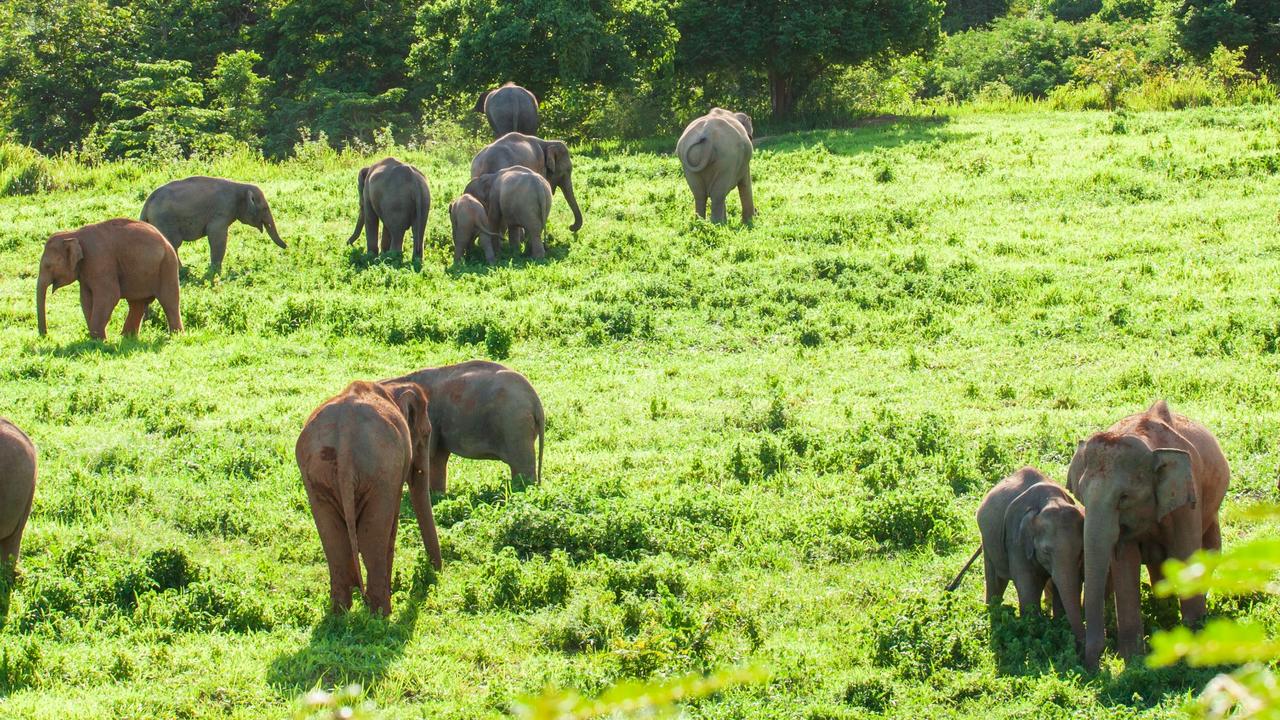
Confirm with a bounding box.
[1,105,1279,717]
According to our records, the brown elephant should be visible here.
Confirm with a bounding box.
[140,176,286,275]
[474,83,539,138]
[37,219,182,341]
[463,167,553,260]
[385,361,544,492]
[471,133,583,232]
[1068,400,1230,671]
[0,418,36,567]
[677,108,755,224]
[296,380,440,615]
[449,194,499,265]
[346,157,431,264]
[950,468,1085,645]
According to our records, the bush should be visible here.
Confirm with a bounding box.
[927,15,1085,100]
[873,593,987,679]
[0,143,56,196]
[855,481,963,551]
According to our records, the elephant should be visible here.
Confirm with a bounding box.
[346,157,431,264]
[950,468,1085,645]
[140,176,286,274]
[385,360,545,493]
[296,380,440,615]
[463,167,553,260]
[1068,400,1230,671]
[37,219,182,341]
[676,108,755,224]
[0,418,36,567]
[471,133,583,232]
[474,83,539,138]
[449,194,500,265]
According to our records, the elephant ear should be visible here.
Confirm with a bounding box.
[474,90,490,114]
[734,112,754,139]
[1019,510,1039,561]
[544,142,568,177]
[65,237,83,269]
[1153,448,1195,520]
[1066,440,1088,497]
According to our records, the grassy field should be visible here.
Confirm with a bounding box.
[1,105,1279,719]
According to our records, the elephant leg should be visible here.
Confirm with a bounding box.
[509,225,525,252]
[429,447,449,494]
[365,210,380,256]
[0,527,24,566]
[482,235,498,265]
[121,299,149,337]
[357,488,400,616]
[983,557,1008,605]
[1203,519,1222,552]
[710,194,728,224]
[1112,541,1145,658]
[157,281,182,333]
[526,226,545,260]
[684,172,707,218]
[411,222,425,264]
[1013,568,1047,618]
[208,224,229,275]
[88,291,119,340]
[737,175,755,223]
[386,227,407,255]
[408,471,442,570]
[507,441,538,490]
[306,488,359,613]
[80,285,94,327]
[1048,580,1067,619]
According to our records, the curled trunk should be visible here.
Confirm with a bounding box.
[559,175,583,232]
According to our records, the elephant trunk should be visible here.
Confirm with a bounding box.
[265,213,287,249]
[559,174,583,232]
[36,273,50,336]
[1053,552,1085,647]
[1082,510,1119,671]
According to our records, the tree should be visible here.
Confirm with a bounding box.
[674,0,944,121]
[208,50,269,144]
[99,59,224,157]
[1177,0,1280,76]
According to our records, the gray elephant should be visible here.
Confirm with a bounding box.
[950,467,1085,645]
[676,108,755,224]
[1068,400,1229,671]
[464,167,553,260]
[471,133,583,232]
[296,380,439,615]
[474,83,539,137]
[345,157,431,264]
[0,417,36,567]
[385,360,545,492]
[140,176,286,274]
[449,194,499,265]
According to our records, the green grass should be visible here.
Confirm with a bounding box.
[2,104,1280,718]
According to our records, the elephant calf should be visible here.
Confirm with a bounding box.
[950,467,1085,645]
[37,219,182,341]
[296,380,440,615]
[464,167,553,260]
[141,176,286,275]
[677,108,755,224]
[449,194,499,265]
[0,417,36,567]
[385,360,545,492]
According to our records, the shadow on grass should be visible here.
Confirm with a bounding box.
[343,248,425,273]
[445,234,573,274]
[266,598,423,693]
[39,334,170,358]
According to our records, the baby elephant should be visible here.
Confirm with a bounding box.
[385,360,545,492]
[141,176,286,275]
[36,219,182,341]
[449,194,499,265]
[296,380,441,615]
[464,167,553,260]
[677,107,755,224]
[950,467,1085,644]
[0,417,36,567]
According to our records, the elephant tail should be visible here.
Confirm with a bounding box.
[945,544,982,592]
[347,168,369,245]
[535,399,545,484]
[337,431,365,597]
[414,182,429,238]
[681,134,714,173]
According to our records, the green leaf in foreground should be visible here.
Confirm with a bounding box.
[1155,538,1280,599]
[511,667,770,720]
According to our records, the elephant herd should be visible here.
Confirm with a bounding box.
[949,399,1230,670]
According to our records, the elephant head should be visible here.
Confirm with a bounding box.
[36,235,83,336]
[733,112,754,139]
[1069,432,1196,669]
[1011,491,1085,644]
[473,90,492,115]
[383,381,431,480]
[541,140,583,232]
[238,185,287,249]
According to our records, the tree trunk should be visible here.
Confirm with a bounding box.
[768,69,794,121]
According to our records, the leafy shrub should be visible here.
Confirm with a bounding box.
[855,481,963,551]
[842,676,894,711]
[535,590,622,654]
[495,502,658,561]
[0,143,56,196]
[463,548,571,612]
[873,593,987,679]
[928,15,1085,100]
